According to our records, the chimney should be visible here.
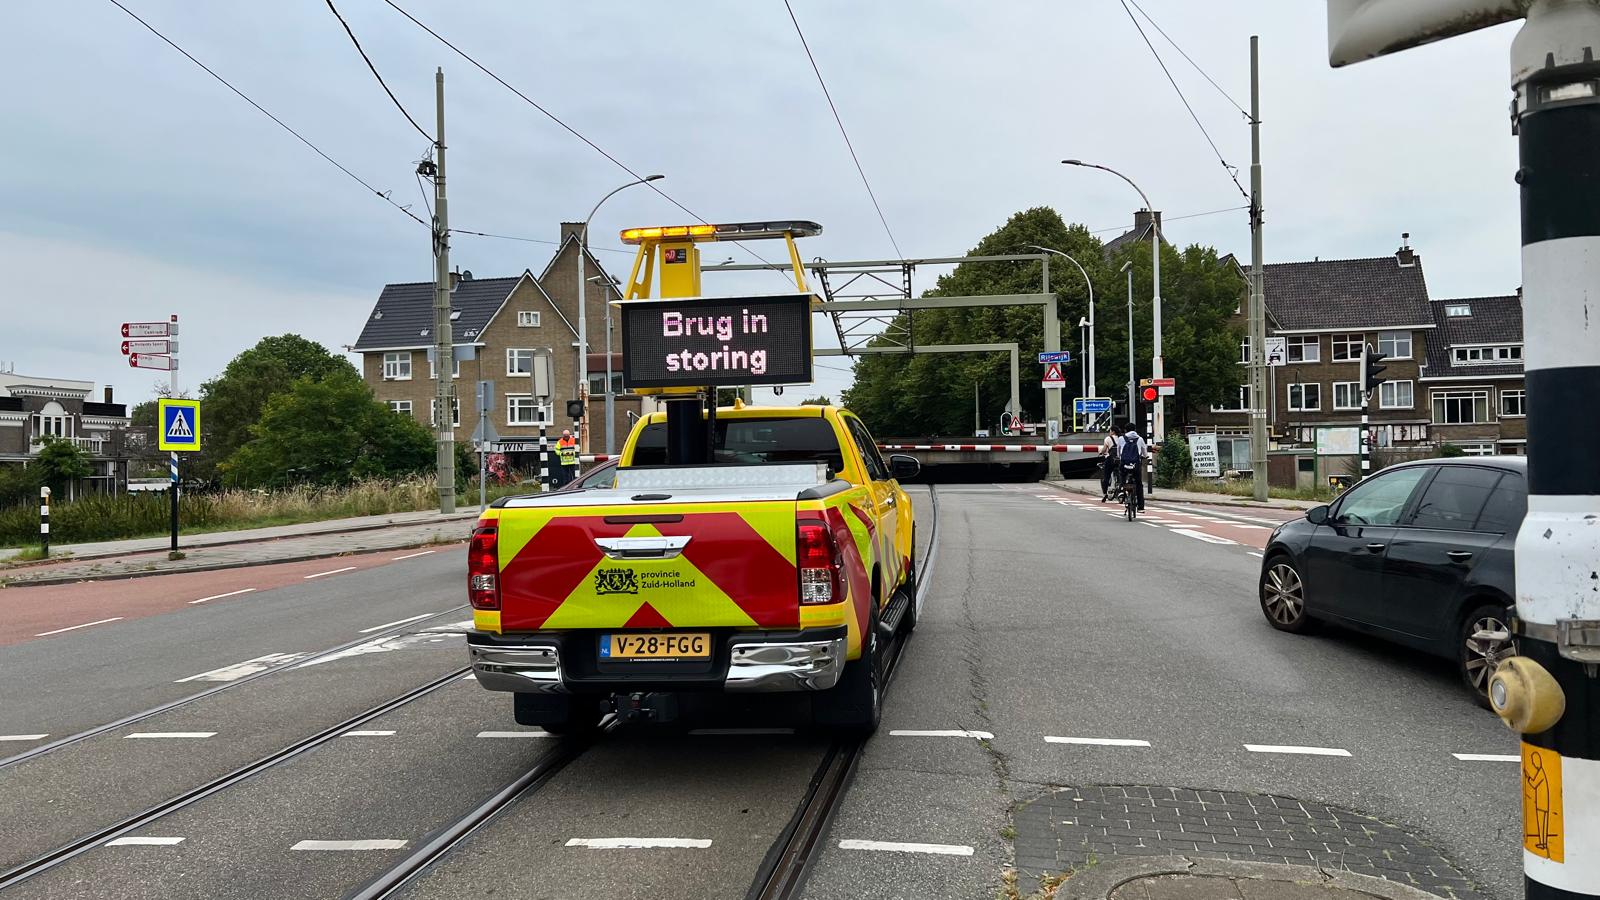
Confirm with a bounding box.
[1133,208,1162,237]
[560,221,585,244]
[1396,232,1416,267]
[104,386,113,404]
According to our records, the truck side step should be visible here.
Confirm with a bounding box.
[880,587,911,637]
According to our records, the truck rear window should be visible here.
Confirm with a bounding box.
[630,417,845,474]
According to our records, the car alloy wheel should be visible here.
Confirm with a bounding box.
[1260,559,1313,633]
[1461,605,1517,703]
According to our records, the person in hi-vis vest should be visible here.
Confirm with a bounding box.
[556,429,579,487]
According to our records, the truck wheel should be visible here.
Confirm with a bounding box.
[514,692,602,734]
[814,614,882,737]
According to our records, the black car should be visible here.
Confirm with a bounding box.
[1257,457,1525,704]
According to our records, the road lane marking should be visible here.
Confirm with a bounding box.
[292,840,408,851]
[189,588,256,605]
[838,840,975,856]
[107,836,185,846]
[566,838,712,849]
[305,566,358,580]
[1247,551,1264,558]
[1142,522,1162,529]
[343,730,396,737]
[1453,753,1520,762]
[889,729,993,739]
[175,653,306,683]
[1158,504,1284,525]
[1045,736,1152,747]
[477,731,552,738]
[357,614,433,634]
[1244,744,1351,757]
[34,617,123,637]
[392,550,437,561]
[0,734,49,742]
[125,732,216,739]
[1170,529,1237,545]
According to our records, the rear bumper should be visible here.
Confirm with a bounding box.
[468,627,847,694]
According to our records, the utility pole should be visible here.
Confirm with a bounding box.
[430,68,455,514]
[1248,35,1269,502]
[1123,261,1135,419]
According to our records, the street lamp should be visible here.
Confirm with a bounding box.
[1121,259,1135,420]
[579,174,664,456]
[1077,316,1090,399]
[1025,245,1095,399]
[1062,159,1162,442]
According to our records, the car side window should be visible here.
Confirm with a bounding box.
[1333,466,1430,526]
[1472,473,1526,534]
[843,416,888,481]
[1407,466,1503,532]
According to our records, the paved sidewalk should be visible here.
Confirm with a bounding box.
[1052,855,1452,900]
[1043,479,1319,512]
[0,514,480,587]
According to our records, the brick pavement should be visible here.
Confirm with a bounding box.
[1013,785,1488,900]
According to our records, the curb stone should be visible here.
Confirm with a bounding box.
[1053,855,1450,900]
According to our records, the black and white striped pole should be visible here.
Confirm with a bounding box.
[39,486,49,558]
[1486,3,1600,899]
[538,421,549,493]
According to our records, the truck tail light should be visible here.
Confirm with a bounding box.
[468,524,500,610]
[796,518,844,605]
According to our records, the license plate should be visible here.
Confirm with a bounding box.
[600,632,711,660]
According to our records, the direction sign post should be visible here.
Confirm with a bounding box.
[1037,350,1073,364]
[1041,361,1066,390]
[122,340,176,356]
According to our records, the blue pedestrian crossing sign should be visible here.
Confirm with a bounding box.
[157,399,202,452]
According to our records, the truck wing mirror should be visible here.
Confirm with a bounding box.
[888,454,921,481]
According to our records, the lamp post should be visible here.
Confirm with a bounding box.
[1062,159,1161,442]
[1078,317,1089,398]
[1121,259,1135,420]
[1026,245,1095,398]
[579,174,664,455]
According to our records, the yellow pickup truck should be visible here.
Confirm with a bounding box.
[466,403,919,735]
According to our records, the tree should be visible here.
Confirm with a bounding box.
[129,399,158,427]
[198,335,357,481]
[1154,430,1192,488]
[34,438,93,498]
[799,395,833,406]
[224,372,433,488]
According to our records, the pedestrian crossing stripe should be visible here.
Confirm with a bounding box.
[157,398,202,451]
[166,410,192,439]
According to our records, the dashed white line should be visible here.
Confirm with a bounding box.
[34,617,124,637]
[1247,551,1264,558]
[838,839,975,856]
[1045,736,1152,747]
[292,839,408,851]
[1170,529,1237,545]
[566,838,712,849]
[125,732,216,740]
[1141,522,1162,529]
[357,614,433,634]
[1453,753,1520,762]
[889,729,994,739]
[175,653,305,683]
[392,550,437,561]
[189,588,256,605]
[0,734,49,742]
[304,566,358,580]
[107,836,185,846]
[1244,744,1351,757]
[342,730,397,737]
[477,731,552,738]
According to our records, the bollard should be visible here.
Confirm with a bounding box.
[39,486,50,558]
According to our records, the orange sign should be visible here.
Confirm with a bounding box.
[1523,742,1564,862]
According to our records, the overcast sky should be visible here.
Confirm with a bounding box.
[2,2,1524,408]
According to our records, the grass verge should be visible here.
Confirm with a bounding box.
[1175,478,1335,503]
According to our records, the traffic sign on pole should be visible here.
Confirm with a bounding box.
[157,399,201,452]
[1074,397,1114,414]
[1041,362,1066,389]
[122,321,177,338]
[122,340,176,356]
[129,353,177,371]
[1037,350,1073,364]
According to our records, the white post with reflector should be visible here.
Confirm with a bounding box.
[39,486,50,558]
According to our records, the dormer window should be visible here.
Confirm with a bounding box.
[1445,304,1471,317]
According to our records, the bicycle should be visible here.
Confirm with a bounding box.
[1120,464,1139,521]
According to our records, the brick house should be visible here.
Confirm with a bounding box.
[0,374,132,496]
[1419,293,1525,456]
[352,224,651,465]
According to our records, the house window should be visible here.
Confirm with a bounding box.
[1497,345,1523,361]
[1332,381,1363,410]
[506,395,550,425]
[1211,385,1249,413]
[1432,390,1490,424]
[588,373,625,395]
[428,356,461,379]
[1500,389,1526,417]
[1450,442,1495,456]
[1379,380,1414,410]
[1377,330,1412,359]
[1238,340,1250,365]
[1446,304,1472,317]
[1286,335,1320,363]
[382,352,412,381]
[1288,383,1321,411]
[388,400,413,417]
[1331,333,1364,361]
[507,348,535,376]
[517,310,540,328]
[429,398,461,428]
[31,402,73,440]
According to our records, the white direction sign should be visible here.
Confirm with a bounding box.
[128,353,177,371]
[1265,336,1287,367]
[122,340,176,356]
[122,321,178,338]
[1041,361,1066,390]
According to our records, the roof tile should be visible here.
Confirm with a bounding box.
[1263,256,1431,330]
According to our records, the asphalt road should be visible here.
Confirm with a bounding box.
[0,485,1523,899]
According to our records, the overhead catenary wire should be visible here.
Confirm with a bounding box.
[323,0,433,142]
[1125,0,1250,121]
[379,0,792,280]
[782,0,904,260]
[104,0,426,228]
[1088,205,1247,235]
[1117,0,1249,202]
[453,228,634,255]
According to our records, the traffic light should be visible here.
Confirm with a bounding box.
[1362,345,1390,393]
[1141,385,1159,402]
[567,399,584,420]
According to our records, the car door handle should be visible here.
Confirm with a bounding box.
[1447,550,1473,563]
[1365,543,1387,552]
[594,536,691,560]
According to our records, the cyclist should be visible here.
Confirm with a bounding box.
[1100,424,1123,501]
[1118,425,1150,512]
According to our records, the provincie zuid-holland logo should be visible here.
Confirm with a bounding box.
[594,568,639,595]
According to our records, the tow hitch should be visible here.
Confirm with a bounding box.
[611,692,680,724]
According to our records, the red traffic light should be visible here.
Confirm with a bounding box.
[1141,386,1159,402]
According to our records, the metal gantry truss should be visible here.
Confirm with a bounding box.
[813,259,915,354]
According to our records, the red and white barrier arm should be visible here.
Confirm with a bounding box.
[877,443,1105,453]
